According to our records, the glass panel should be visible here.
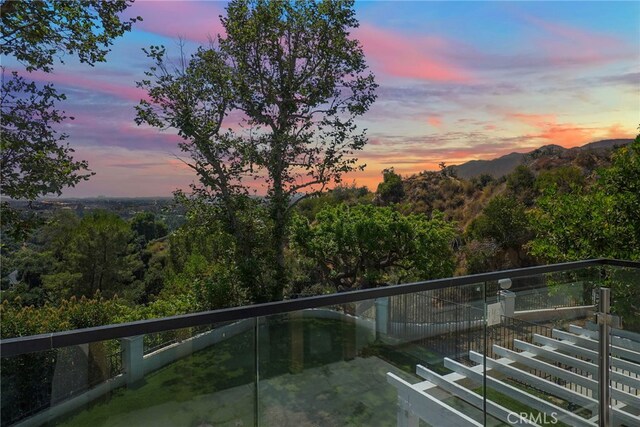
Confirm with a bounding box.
[5,264,632,427]
[257,283,487,426]
[604,264,640,427]
[484,267,603,426]
[0,319,257,426]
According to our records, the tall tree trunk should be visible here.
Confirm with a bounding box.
[267,126,289,302]
[270,183,287,302]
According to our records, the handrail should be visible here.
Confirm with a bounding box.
[1,258,637,357]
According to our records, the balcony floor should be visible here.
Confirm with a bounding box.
[58,355,416,427]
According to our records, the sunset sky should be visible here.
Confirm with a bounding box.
[6,1,639,197]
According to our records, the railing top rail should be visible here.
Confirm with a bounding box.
[1,258,637,357]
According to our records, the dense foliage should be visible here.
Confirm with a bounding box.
[3,135,638,338]
[291,204,456,291]
[376,168,405,205]
[529,134,640,262]
[528,135,640,326]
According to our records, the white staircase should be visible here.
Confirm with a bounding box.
[388,324,640,426]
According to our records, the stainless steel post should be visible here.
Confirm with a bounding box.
[598,287,611,427]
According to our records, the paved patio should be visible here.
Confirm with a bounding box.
[59,355,418,427]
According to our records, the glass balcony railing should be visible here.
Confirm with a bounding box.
[1,259,638,427]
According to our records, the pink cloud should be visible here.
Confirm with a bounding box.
[520,14,632,67]
[353,24,473,83]
[524,14,619,47]
[133,6,468,84]
[58,109,183,152]
[427,116,443,128]
[20,69,147,103]
[128,1,226,43]
[62,145,195,197]
[508,113,557,128]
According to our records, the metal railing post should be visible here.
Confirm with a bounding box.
[598,287,611,427]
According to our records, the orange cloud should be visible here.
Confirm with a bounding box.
[427,116,443,128]
[508,113,589,147]
[508,113,634,147]
[605,123,632,139]
[353,24,473,83]
[537,125,593,148]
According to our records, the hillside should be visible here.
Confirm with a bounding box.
[398,138,631,231]
[449,152,524,180]
[450,139,633,179]
[401,171,500,229]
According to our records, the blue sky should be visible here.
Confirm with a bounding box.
[5,1,638,196]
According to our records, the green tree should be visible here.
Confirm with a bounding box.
[601,134,640,250]
[1,1,140,237]
[1,211,79,305]
[37,209,80,258]
[290,204,456,291]
[467,195,531,251]
[0,72,92,239]
[296,183,372,220]
[159,195,275,305]
[528,135,640,328]
[0,248,55,306]
[43,211,142,300]
[1,73,92,200]
[478,174,495,188]
[136,0,377,301]
[130,212,169,245]
[535,165,585,195]
[376,168,405,205]
[528,190,626,261]
[529,134,640,262]
[506,165,536,205]
[465,195,534,270]
[164,252,247,311]
[164,193,275,303]
[138,240,169,302]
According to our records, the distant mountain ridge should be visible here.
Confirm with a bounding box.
[450,139,633,179]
